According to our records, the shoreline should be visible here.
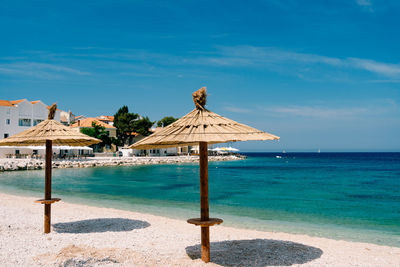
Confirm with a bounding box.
[2,186,399,249]
[0,155,243,172]
[1,192,399,266]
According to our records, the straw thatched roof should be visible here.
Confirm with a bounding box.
[130,87,279,149]
[0,104,101,147]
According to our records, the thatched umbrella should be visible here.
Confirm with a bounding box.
[130,87,279,262]
[0,104,101,233]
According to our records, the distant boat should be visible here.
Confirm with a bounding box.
[276,156,282,158]
[282,150,286,154]
[317,149,321,153]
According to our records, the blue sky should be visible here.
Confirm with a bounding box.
[0,0,399,151]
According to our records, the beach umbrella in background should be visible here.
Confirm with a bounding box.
[130,87,279,262]
[226,146,239,152]
[0,104,101,233]
[22,145,93,151]
[217,146,239,152]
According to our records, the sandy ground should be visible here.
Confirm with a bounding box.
[0,192,399,267]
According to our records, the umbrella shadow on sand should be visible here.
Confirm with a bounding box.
[186,239,323,266]
[53,218,150,234]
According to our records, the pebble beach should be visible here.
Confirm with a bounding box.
[0,155,242,172]
[0,192,399,266]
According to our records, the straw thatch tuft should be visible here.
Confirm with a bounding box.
[130,87,279,149]
[48,103,57,120]
[192,87,207,110]
[0,120,101,147]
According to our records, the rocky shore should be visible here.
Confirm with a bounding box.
[0,155,244,172]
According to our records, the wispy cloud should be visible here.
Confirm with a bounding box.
[368,79,400,83]
[355,0,374,12]
[265,106,369,118]
[261,99,397,119]
[0,62,90,79]
[355,0,372,7]
[4,46,400,82]
[214,46,343,66]
[201,46,400,80]
[222,99,398,119]
[348,58,400,78]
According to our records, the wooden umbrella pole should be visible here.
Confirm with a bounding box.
[199,141,210,262]
[44,139,52,233]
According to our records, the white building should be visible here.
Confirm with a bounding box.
[0,99,61,140]
[0,146,93,159]
[123,147,179,157]
[60,110,75,125]
[146,147,178,157]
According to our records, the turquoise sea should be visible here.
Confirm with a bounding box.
[0,152,399,247]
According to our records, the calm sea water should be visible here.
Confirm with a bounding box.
[0,152,399,247]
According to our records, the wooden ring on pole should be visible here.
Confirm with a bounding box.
[187,218,223,227]
[35,198,61,204]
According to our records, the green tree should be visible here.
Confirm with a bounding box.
[113,106,155,145]
[80,122,116,152]
[113,106,140,145]
[157,116,178,127]
[134,116,154,136]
